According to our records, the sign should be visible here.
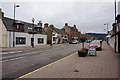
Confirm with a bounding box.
[28,27,33,30]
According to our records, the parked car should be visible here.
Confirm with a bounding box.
[71,40,79,44]
[86,40,91,43]
[89,40,102,50]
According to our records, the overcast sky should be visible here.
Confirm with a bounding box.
[1,0,120,34]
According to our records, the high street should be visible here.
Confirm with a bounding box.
[2,43,86,79]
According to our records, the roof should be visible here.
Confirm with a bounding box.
[53,28,68,35]
[3,17,46,35]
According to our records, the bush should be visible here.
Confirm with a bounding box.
[83,48,88,52]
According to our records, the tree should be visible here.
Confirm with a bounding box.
[46,24,55,46]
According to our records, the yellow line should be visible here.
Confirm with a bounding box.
[15,52,77,80]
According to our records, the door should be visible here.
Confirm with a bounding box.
[31,38,34,47]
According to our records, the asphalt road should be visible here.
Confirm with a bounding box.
[2,43,86,79]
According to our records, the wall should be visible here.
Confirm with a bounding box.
[52,32,58,44]
[7,31,47,47]
[0,19,7,47]
[108,35,118,52]
[118,1,120,14]
[34,34,47,45]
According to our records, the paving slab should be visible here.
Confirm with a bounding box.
[20,42,118,78]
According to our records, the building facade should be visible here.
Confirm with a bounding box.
[116,14,120,53]
[0,9,47,48]
[52,27,68,44]
[44,24,68,44]
[62,23,79,43]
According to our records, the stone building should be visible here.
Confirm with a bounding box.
[44,24,68,44]
[62,23,79,43]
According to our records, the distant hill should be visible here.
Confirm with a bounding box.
[87,33,107,38]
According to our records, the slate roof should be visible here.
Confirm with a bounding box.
[53,28,68,35]
[3,17,46,35]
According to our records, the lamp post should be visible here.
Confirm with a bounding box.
[32,18,35,48]
[13,3,19,47]
[104,23,108,34]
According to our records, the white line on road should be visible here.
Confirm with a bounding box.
[1,57,24,63]
[17,51,23,53]
[2,51,23,54]
[9,52,16,53]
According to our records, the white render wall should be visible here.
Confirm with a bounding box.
[34,34,47,45]
[7,31,47,47]
[108,35,118,52]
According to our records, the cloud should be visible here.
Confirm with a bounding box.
[1,1,116,33]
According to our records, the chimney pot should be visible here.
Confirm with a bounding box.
[74,24,76,28]
[65,23,68,26]
[38,21,42,27]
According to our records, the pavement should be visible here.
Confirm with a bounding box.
[16,42,118,79]
[0,44,64,52]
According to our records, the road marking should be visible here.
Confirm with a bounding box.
[17,51,23,53]
[9,52,16,53]
[2,52,8,54]
[2,51,23,54]
[1,57,23,63]
[15,52,77,80]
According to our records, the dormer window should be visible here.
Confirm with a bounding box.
[20,25,23,29]
[16,24,24,30]
[16,24,19,29]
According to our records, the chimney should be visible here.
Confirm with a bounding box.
[38,21,42,27]
[44,23,49,31]
[65,23,68,26]
[74,24,76,28]
[44,23,48,28]
[0,8,4,20]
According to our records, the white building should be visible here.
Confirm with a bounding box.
[118,1,120,14]
[0,9,47,48]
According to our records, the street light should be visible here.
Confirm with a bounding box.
[32,18,35,48]
[104,23,108,34]
[13,3,19,47]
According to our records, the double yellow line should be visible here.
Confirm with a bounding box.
[15,52,77,80]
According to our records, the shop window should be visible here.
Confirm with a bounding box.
[38,38,44,44]
[16,37,26,45]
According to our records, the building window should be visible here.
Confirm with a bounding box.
[40,29,42,33]
[16,37,26,45]
[16,24,24,30]
[20,25,23,30]
[38,38,44,44]
[16,24,19,29]
[53,37,56,41]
